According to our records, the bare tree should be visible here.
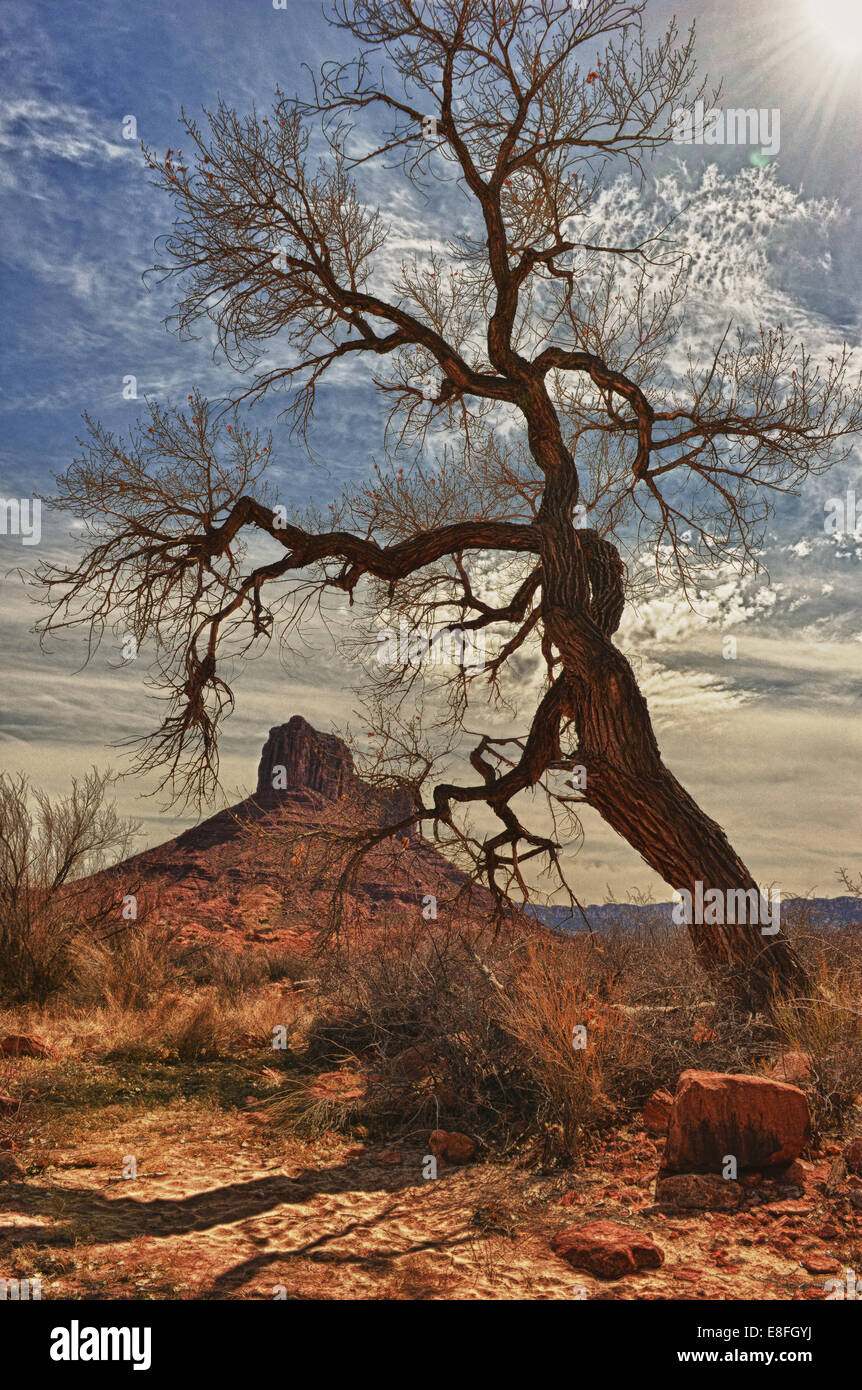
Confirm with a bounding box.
[0,770,139,1002]
[34,1,862,1008]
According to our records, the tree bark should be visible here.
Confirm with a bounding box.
[525,392,810,1010]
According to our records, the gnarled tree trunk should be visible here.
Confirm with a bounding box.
[526,392,809,1011]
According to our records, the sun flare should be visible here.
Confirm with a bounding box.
[804,0,862,55]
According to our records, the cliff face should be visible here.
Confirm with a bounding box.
[93,717,482,951]
[255,716,357,801]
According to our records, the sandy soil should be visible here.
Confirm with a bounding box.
[3,1090,859,1300]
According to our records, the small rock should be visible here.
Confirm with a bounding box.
[0,1033,54,1059]
[432,1084,458,1109]
[656,1173,744,1211]
[0,1152,25,1181]
[642,1089,674,1136]
[801,1253,841,1275]
[306,1069,366,1101]
[429,1130,476,1164]
[778,1159,811,1186]
[844,1138,862,1175]
[391,1043,437,1079]
[768,1051,812,1086]
[764,1198,813,1216]
[551,1220,664,1279]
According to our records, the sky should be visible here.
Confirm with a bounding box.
[0,0,860,903]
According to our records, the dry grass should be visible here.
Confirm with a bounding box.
[1,897,859,1164]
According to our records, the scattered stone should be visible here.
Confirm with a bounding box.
[0,1152,25,1180]
[656,1173,744,1211]
[642,1089,674,1136]
[391,1043,437,1079]
[307,1070,365,1101]
[432,1084,459,1109]
[778,1159,811,1186]
[429,1130,476,1165]
[801,1253,841,1275]
[768,1051,812,1086]
[551,1220,664,1279]
[763,1199,813,1216]
[664,1070,810,1172]
[844,1138,862,1175]
[0,1033,54,1059]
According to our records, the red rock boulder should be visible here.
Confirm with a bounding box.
[642,1088,674,1135]
[0,1034,54,1059]
[664,1070,810,1172]
[552,1220,664,1279]
[429,1130,476,1165]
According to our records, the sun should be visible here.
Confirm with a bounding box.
[804,0,862,55]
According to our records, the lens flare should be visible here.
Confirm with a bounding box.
[804,0,862,55]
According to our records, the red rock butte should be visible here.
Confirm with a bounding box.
[92,716,492,952]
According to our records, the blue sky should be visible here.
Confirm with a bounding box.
[1,0,860,900]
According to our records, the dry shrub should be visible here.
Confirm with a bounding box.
[770,953,862,1136]
[308,915,646,1153]
[69,923,185,1011]
[0,769,139,1004]
[256,1064,369,1136]
[308,908,840,1157]
[494,936,642,1149]
[174,943,309,1001]
[97,985,293,1063]
[155,993,233,1060]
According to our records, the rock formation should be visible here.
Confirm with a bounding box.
[88,716,486,951]
[255,716,357,801]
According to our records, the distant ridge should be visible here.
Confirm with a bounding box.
[532,897,862,934]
